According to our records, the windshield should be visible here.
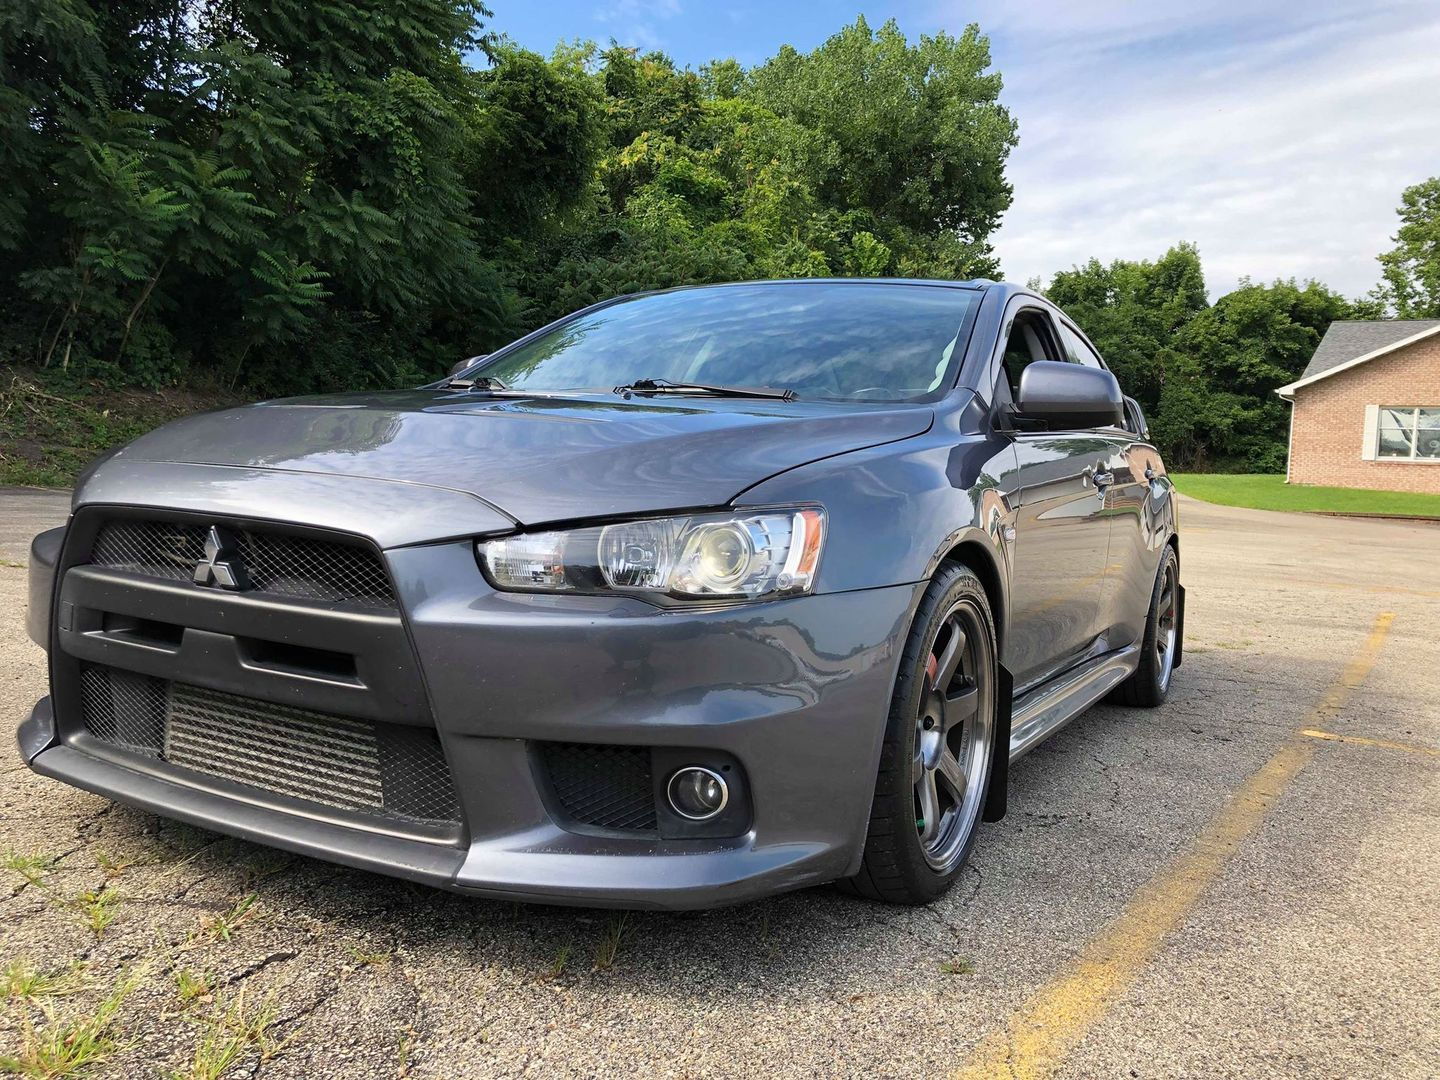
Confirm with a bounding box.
[474,282,981,402]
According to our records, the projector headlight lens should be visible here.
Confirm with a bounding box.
[479,507,825,602]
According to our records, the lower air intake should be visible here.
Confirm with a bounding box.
[539,742,657,832]
[78,666,460,828]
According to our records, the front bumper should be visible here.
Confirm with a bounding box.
[23,523,920,907]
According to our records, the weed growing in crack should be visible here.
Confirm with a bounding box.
[593,914,630,971]
[196,894,259,944]
[543,944,572,980]
[0,966,141,1076]
[2,960,86,1001]
[2,850,57,888]
[758,910,780,962]
[240,851,293,887]
[175,988,283,1080]
[93,849,148,879]
[73,888,122,938]
[345,945,391,968]
[175,969,214,1007]
[396,1027,416,1078]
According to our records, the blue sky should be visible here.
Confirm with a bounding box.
[489,1,1440,299]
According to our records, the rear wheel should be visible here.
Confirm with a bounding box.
[842,563,997,904]
[1109,545,1179,708]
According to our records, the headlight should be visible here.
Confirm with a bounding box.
[478,507,825,602]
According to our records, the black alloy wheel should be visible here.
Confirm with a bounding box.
[843,562,997,904]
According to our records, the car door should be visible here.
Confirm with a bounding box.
[993,305,1115,693]
[1056,320,1156,652]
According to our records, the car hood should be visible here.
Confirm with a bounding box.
[112,390,936,525]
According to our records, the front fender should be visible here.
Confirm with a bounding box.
[734,426,1016,607]
[737,425,1021,824]
[26,526,65,650]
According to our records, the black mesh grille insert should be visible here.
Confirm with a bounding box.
[79,665,166,757]
[77,666,459,827]
[90,519,396,609]
[539,743,656,832]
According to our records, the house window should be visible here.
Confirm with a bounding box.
[1377,407,1440,459]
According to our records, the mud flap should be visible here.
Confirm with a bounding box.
[982,662,1013,822]
[1173,583,1186,669]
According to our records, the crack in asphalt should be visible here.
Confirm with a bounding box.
[222,949,301,988]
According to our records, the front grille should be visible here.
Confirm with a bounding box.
[78,666,459,827]
[79,665,165,758]
[539,742,656,831]
[90,519,395,609]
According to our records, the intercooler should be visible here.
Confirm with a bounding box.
[78,664,461,828]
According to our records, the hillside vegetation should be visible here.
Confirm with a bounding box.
[4,2,1438,484]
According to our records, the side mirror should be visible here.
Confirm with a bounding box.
[449,354,487,377]
[1015,361,1124,430]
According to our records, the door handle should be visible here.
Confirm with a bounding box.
[1093,470,1115,488]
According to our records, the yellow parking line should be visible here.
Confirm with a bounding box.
[1299,728,1439,757]
[952,611,1396,1080]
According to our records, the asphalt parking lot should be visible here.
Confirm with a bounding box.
[2,486,1436,1078]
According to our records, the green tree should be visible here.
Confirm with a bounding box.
[463,46,604,242]
[2,0,504,389]
[514,20,1016,323]
[1164,278,1353,471]
[3,9,1020,395]
[1044,244,1208,418]
[746,18,1016,247]
[1377,177,1440,317]
[1043,245,1365,471]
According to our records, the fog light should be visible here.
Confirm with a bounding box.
[667,766,729,820]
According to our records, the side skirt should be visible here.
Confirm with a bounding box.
[1007,645,1141,762]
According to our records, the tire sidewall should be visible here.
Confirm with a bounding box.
[1133,546,1179,705]
[1146,550,1180,702]
[881,565,997,901]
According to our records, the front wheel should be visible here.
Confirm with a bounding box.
[841,563,998,905]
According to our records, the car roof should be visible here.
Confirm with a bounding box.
[643,277,1003,294]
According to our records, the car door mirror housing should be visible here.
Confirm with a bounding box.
[1015,361,1124,430]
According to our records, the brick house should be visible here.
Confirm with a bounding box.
[1276,320,1440,493]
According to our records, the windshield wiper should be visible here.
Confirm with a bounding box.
[439,375,509,392]
[614,378,796,401]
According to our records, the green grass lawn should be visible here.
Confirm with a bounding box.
[1173,473,1440,519]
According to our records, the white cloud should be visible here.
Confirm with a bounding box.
[933,0,1440,297]
[593,0,683,51]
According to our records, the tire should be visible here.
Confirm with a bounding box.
[841,562,998,905]
[1109,545,1179,708]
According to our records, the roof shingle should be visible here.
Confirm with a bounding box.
[1301,319,1440,381]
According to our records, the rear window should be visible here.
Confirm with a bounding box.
[478,282,981,402]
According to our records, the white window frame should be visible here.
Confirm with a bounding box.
[1363,404,1440,463]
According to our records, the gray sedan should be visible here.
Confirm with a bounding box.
[18,279,1181,908]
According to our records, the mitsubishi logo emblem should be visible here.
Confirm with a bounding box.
[192,526,249,590]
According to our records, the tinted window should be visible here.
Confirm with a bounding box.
[477,283,980,402]
[999,310,1063,399]
[1059,324,1104,369]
